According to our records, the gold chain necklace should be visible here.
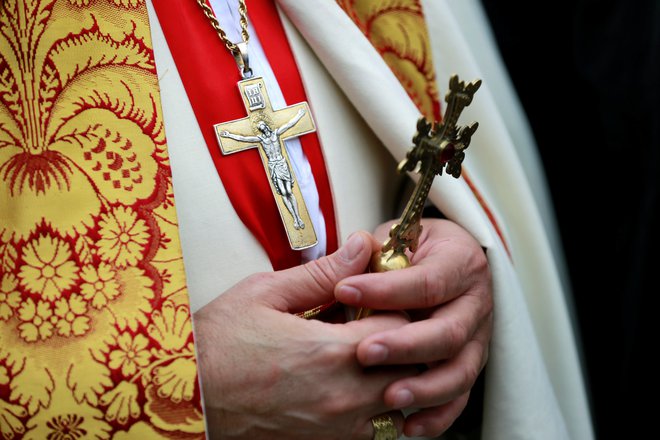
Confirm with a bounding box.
[195,0,252,77]
[194,0,319,250]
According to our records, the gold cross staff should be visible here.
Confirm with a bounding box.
[356,75,482,320]
[215,77,318,250]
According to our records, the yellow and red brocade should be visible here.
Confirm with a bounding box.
[0,1,205,438]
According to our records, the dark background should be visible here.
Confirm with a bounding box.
[480,0,659,438]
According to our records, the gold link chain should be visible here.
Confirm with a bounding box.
[194,0,250,56]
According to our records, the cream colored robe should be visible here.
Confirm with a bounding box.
[146,0,593,439]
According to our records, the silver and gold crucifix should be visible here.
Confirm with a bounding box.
[356,75,482,319]
[215,77,317,250]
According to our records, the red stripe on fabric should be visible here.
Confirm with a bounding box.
[153,0,337,270]
[462,171,511,257]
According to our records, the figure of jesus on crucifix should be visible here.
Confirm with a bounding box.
[214,77,317,250]
[219,109,307,230]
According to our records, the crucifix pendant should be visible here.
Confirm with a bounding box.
[214,77,318,250]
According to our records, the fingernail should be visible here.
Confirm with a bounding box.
[339,233,364,261]
[337,285,361,303]
[364,343,388,364]
[392,389,414,409]
[408,425,425,437]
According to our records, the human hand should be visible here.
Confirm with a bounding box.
[335,219,493,438]
[194,232,415,439]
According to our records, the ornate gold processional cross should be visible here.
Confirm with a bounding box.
[356,75,482,320]
[214,77,317,250]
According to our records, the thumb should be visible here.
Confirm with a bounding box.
[262,232,375,313]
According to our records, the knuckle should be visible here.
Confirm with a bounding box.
[454,234,488,269]
[422,417,451,438]
[484,310,494,333]
[303,258,340,292]
[482,285,494,314]
[320,341,353,363]
[443,318,470,356]
[475,317,493,368]
[481,340,491,368]
[458,363,481,395]
[392,334,416,359]
[319,388,356,418]
[464,247,494,315]
[239,271,281,305]
[420,270,445,308]
[475,252,492,284]
[243,271,277,288]
[427,410,458,437]
[467,244,491,285]
[311,341,355,373]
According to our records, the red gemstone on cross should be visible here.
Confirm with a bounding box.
[440,142,456,163]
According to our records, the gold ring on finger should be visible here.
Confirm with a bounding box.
[371,414,398,440]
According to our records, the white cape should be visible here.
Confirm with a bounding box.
[147,0,593,438]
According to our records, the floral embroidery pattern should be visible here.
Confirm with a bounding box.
[0,400,27,438]
[99,381,141,425]
[45,414,87,440]
[79,263,119,309]
[53,294,90,337]
[97,207,150,269]
[0,0,204,438]
[18,235,78,301]
[337,0,442,121]
[109,333,152,377]
[0,274,20,321]
[17,299,55,342]
[0,366,8,385]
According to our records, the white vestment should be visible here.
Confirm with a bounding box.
[146,0,594,439]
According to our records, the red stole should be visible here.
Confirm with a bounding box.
[153,0,338,271]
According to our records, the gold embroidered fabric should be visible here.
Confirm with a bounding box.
[0,1,205,438]
[337,0,442,122]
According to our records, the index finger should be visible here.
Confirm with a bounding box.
[335,237,488,310]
